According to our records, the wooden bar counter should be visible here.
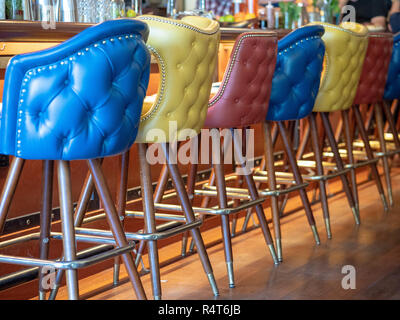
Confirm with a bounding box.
[0,20,291,299]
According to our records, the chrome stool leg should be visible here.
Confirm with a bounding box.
[38,160,54,300]
[0,157,25,234]
[374,104,393,207]
[263,121,283,261]
[320,112,361,224]
[309,113,332,238]
[57,160,79,300]
[352,106,389,212]
[87,158,147,300]
[138,144,162,300]
[278,121,321,246]
[231,130,279,265]
[342,109,360,215]
[212,137,235,288]
[161,143,219,296]
[113,152,130,285]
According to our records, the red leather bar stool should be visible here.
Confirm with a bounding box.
[200,31,280,287]
[147,31,280,288]
[335,32,395,209]
[0,19,151,300]
[58,15,221,300]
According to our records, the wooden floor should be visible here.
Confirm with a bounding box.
[48,169,400,300]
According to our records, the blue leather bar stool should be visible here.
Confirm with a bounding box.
[250,25,325,261]
[60,15,221,300]
[0,19,151,300]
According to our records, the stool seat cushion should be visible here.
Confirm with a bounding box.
[384,32,400,100]
[0,19,150,160]
[311,22,369,112]
[266,25,325,122]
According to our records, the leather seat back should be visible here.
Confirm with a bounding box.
[136,15,220,142]
[266,25,325,122]
[353,32,393,105]
[204,31,277,129]
[384,32,400,100]
[311,22,368,112]
[0,19,150,160]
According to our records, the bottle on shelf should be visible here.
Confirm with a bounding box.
[266,1,274,29]
[110,0,125,19]
[231,0,247,22]
[5,0,24,20]
[246,0,258,19]
[0,0,5,19]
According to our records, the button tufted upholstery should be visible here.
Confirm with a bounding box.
[0,19,150,160]
[204,32,277,129]
[353,32,393,105]
[136,15,220,142]
[384,32,400,100]
[310,22,368,112]
[266,25,325,122]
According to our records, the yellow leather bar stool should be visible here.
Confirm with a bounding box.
[295,22,369,238]
[63,15,221,300]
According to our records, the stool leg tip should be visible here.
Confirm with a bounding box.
[325,218,332,239]
[268,244,280,265]
[207,273,219,297]
[352,207,361,225]
[276,239,283,262]
[226,261,235,289]
[311,225,321,245]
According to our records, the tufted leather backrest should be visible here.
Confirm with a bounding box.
[204,32,277,129]
[310,22,368,112]
[353,32,393,105]
[0,19,150,160]
[266,25,325,122]
[136,15,220,142]
[384,32,400,100]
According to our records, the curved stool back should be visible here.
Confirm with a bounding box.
[266,25,325,122]
[354,32,393,105]
[136,15,220,142]
[311,22,368,113]
[1,19,150,160]
[204,31,277,128]
[0,19,151,300]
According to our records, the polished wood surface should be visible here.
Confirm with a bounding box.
[45,168,400,300]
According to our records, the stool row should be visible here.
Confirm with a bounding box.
[0,16,399,300]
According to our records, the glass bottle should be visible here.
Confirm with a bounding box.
[5,0,23,20]
[78,0,96,23]
[321,0,332,23]
[231,0,247,22]
[110,0,125,19]
[97,0,111,22]
[246,0,258,18]
[1,0,5,19]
